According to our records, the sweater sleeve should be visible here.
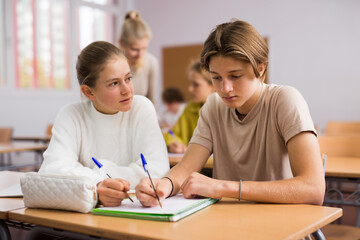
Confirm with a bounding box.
[146,54,159,109]
[39,104,104,185]
[100,97,170,188]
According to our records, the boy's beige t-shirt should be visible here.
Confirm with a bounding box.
[190,84,316,181]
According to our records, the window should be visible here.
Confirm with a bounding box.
[14,0,69,89]
[10,0,120,90]
[77,0,118,51]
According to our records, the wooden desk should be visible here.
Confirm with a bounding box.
[0,142,48,170]
[169,154,213,169]
[325,157,360,178]
[323,157,360,227]
[12,135,51,143]
[0,171,25,219]
[6,200,341,240]
[0,142,48,154]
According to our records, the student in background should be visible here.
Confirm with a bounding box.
[39,41,169,207]
[164,61,214,153]
[118,10,158,107]
[158,87,186,132]
[136,20,325,206]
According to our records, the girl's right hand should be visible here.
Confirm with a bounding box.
[135,177,173,207]
[97,178,130,207]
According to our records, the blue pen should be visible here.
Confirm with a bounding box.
[92,157,134,203]
[168,129,177,141]
[141,153,162,208]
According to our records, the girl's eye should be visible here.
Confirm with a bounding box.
[109,81,118,87]
[211,76,221,81]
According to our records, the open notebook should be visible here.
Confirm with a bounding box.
[92,194,219,222]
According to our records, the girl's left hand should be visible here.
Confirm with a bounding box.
[181,172,222,199]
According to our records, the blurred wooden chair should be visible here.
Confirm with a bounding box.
[0,127,13,143]
[318,136,360,157]
[46,124,53,137]
[0,127,14,166]
[326,121,360,136]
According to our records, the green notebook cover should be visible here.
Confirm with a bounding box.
[92,194,219,222]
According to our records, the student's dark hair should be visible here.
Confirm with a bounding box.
[201,19,268,81]
[162,87,185,104]
[76,41,124,88]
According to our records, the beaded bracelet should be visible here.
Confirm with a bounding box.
[162,176,174,198]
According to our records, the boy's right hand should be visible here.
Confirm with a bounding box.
[135,177,173,207]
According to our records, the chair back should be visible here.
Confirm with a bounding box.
[0,127,13,143]
[318,135,360,157]
[46,124,53,136]
[326,121,360,136]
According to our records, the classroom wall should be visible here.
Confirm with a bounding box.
[0,0,359,137]
[134,0,360,133]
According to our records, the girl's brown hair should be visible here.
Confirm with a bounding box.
[188,61,212,85]
[76,41,124,88]
[201,20,268,81]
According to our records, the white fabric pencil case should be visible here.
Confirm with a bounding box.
[20,172,97,213]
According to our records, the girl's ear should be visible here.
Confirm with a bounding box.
[80,85,96,100]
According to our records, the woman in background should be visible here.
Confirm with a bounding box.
[118,10,158,106]
[164,61,214,153]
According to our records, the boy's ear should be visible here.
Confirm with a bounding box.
[80,85,96,100]
[258,63,267,78]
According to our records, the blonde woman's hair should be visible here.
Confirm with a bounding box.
[188,60,212,85]
[119,10,152,46]
[201,19,268,81]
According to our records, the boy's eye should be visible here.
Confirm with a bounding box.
[231,75,242,79]
[109,81,118,87]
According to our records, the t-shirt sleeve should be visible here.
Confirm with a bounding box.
[189,97,213,152]
[275,86,317,144]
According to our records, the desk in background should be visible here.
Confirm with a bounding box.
[0,142,48,170]
[169,153,213,169]
[12,135,51,143]
[169,154,213,177]
[324,156,360,227]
